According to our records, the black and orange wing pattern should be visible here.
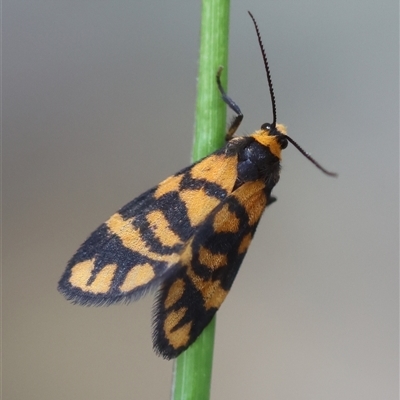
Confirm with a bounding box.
[58,151,239,306]
[153,180,269,358]
[58,128,286,359]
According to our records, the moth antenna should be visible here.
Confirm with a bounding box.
[248,11,277,128]
[249,11,337,177]
[285,135,338,177]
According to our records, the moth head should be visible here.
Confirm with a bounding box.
[260,122,288,150]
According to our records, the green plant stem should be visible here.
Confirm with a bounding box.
[192,0,230,161]
[171,1,230,400]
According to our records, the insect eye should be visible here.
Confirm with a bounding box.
[261,122,271,131]
[278,135,288,149]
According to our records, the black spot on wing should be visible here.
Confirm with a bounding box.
[131,190,194,247]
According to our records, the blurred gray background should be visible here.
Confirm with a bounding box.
[3,1,398,399]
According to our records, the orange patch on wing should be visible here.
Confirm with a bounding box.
[179,188,220,226]
[233,181,267,226]
[238,233,252,254]
[198,246,227,270]
[154,174,184,199]
[185,257,228,311]
[164,307,192,349]
[69,259,117,294]
[146,210,182,247]
[202,281,229,310]
[179,238,194,269]
[106,213,180,264]
[189,154,237,191]
[213,204,240,233]
[119,263,155,292]
[164,278,185,309]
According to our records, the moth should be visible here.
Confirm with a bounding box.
[58,12,336,359]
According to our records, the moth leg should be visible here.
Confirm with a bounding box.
[216,67,243,142]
